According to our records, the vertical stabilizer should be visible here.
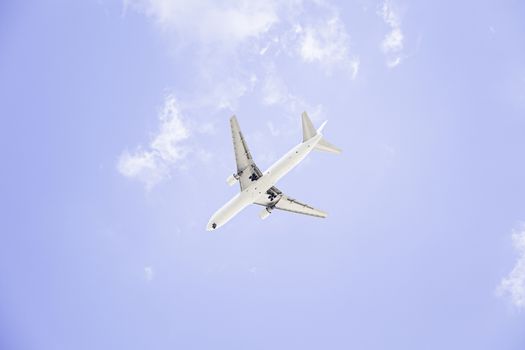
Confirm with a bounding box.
[302,112,317,142]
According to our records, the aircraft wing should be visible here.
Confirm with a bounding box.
[230,116,263,190]
[255,186,328,218]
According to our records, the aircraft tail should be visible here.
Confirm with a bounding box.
[301,112,341,154]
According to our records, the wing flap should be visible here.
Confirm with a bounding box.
[254,187,327,218]
[275,196,328,218]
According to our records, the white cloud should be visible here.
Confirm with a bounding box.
[144,266,154,281]
[118,149,166,188]
[386,56,401,68]
[117,94,190,189]
[126,1,360,77]
[380,0,401,28]
[258,70,325,146]
[382,27,403,53]
[267,121,280,137]
[124,0,360,109]
[209,77,250,111]
[379,0,404,68]
[261,72,323,119]
[296,16,359,78]
[124,0,279,47]
[497,224,525,310]
[262,73,290,106]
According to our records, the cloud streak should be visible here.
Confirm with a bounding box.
[296,16,359,78]
[497,224,525,310]
[379,0,404,68]
[261,71,323,119]
[124,0,278,47]
[117,94,190,189]
[144,266,154,281]
[126,0,359,77]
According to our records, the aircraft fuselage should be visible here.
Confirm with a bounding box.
[206,134,322,230]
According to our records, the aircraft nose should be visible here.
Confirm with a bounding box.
[206,219,218,231]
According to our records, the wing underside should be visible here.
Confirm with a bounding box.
[255,186,327,218]
[230,116,262,190]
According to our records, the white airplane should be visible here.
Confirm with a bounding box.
[206,112,341,231]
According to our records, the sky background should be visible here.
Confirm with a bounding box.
[1,0,525,349]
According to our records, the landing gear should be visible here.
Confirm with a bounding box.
[212,223,217,229]
[266,189,278,201]
[249,173,258,181]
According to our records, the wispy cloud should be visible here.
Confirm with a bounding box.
[195,74,257,111]
[124,0,278,47]
[125,0,360,76]
[295,16,359,78]
[117,94,190,189]
[124,1,276,113]
[144,266,154,281]
[259,71,324,142]
[497,224,525,310]
[120,0,357,186]
[379,0,404,68]
[261,71,323,119]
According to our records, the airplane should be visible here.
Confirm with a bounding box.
[206,112,341,231]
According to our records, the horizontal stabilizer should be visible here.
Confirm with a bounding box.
[315,138,342,154]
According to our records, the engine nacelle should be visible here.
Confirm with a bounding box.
[226,174,239,186]
[259,207,272,220]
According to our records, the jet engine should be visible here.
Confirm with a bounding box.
[226,174,239,186]
[259,207,272,220]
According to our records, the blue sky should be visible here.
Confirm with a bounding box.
[1,0,525,349]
